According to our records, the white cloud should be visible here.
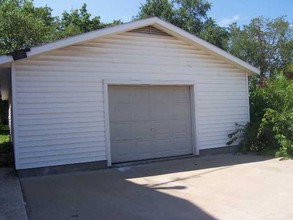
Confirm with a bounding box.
[219,15,240,27]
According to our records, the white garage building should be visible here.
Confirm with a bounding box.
[0,17,259,171]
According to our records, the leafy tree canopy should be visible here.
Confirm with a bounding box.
[229,16,293,77]
[135,0,229,49]
[0,0,58,54]
[59,3,122,38]
[199,17,230,50]
[0,0,121,54]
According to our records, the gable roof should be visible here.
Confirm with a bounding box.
[0,17,259,74]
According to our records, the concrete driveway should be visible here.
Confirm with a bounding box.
[20,154,293,220]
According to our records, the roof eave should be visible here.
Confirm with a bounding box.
[0,55,13,66]
[0,17,260,75]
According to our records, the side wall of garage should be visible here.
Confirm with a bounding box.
[13,30,249,169]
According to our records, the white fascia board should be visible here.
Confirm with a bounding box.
[0,55,13,66]
[28,17,159,57]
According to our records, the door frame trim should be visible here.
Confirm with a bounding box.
[103,79,199,166]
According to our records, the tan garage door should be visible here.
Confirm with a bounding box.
[109,85,193,163]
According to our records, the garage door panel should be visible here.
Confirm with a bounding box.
[134,122,152,140]
[110,104,132,122]
[150,103,170,120]
[172,119,191,137]
[133,87,150,103]
[109,87,132,103]
[111,141,134,158]
[174,138,192,147]
[155,139,172,152]
[132,104,151,120]
[171,87,190,103]
[170,103,191,118]
[109,85,193,163]
[150,87,171,103]
[135,140,152,154]
[110,122,134,141]
[152,121,172,139]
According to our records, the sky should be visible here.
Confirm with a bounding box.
[34,0,293,27]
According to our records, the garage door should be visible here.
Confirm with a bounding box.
[109,85,193,163]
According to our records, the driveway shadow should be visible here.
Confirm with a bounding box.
[21,168,216,220]
[20,154,270,220]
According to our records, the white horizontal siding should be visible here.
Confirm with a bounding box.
[14,31,248,169]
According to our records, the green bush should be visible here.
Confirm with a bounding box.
[228,74,293,158]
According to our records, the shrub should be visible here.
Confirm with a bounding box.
[227,74,293,158]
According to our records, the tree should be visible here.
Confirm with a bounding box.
[0,1,123,54]
[172,0,211,35]
[0,0,58,54]
[284,62,293,79]
[135,0,229,49]
[135,0,174,22]
[229,17,293,77]
[199,17,230,50]
[59,3,104,38]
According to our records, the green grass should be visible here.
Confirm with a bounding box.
[0,125,9,139]
[0,125,13,167]
[0,135,9,143]
[0,125,9,143]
